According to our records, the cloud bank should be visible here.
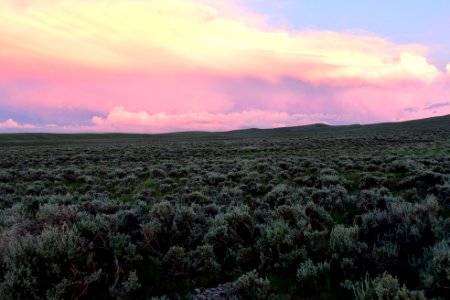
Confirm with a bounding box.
[88,106,340,133]
[0,0,449,132]
[0,118,35,129]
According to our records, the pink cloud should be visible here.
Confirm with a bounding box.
[87,106,339,133]
[0,118,36,129]
[1,72,450,132]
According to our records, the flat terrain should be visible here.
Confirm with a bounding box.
[0,115,449,299]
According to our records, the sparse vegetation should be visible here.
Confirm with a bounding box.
[0,116,449,299]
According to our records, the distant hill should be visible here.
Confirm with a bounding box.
[0,114,449,146]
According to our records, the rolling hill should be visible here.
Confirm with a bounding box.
[0,114,449,146]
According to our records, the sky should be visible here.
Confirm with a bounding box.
[1,0,450,133]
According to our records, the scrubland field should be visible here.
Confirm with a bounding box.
[0,116,449,300]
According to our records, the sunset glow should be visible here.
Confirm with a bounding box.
[1,0,449,132]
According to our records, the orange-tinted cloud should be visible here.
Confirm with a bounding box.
[0,0,445,83]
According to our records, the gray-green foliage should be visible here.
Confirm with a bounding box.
[0,227,91,299]
[229,270,272,299]
[329,224,358,253]
[296,259,330,287]
[352,272,426,300]
[0,118,449,299]
[421,240,450,292]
